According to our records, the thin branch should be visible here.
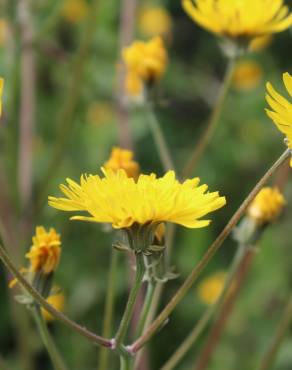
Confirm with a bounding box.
[0,243,112,349]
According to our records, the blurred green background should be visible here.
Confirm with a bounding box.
[0,1,292,369]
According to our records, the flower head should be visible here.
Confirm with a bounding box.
[62,0,88,23]
[183,0,292,43]
[0,78,3,117]
[42,292,65,322]
[197,271,226,305]
[49,168,226,230]
[103,147,139,179]
[247,187,285,224]
[26,227,61,275]
[266,72,292,166]
[139,7,172,37]
[232,60,263,91]
[122,36,168,97]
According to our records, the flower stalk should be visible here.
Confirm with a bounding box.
[182,56,236,178]
[31,305,67,370]
[115,252,146,347]
[129,148,290,353]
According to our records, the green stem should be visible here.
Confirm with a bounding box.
[145,104,175,172]
[160,244,245,370]
[135,281,155,338]
[98,250,119,370]
[115,252,146,347]
[0,243,112,348]
[258,296,292,370]
[120,354,132,370]
[32,305,67,370]
[182,57,236,179]
[129,149,290,353]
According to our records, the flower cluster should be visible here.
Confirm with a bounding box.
[183,0,292,43]
[49,168,226,230]
[122,36,168,97]
[266,72,292,166]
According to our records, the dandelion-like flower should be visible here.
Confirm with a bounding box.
[197,271,226,305]
[183,0,292,43]
[122,36,168,97]
[103,147,139,179]
[26,226,61,275]
[266,72,292,166]
[232,60,263,91]
[49,168,226,232]
[0,78,3,117]
[247,187,285,225]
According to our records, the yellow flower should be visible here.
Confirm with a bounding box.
[25,227,61,275]
[103,147,139,179]
[122,36,168,96]
[232,60,263,91]
[266,72,292,166]
[41,292,65,322]
[62,0,88,24]
[197,271,226,305]
[139,7,172,37]
[182,0,292,42]
[0,78,3,117]
[49,168,226,230]
[247,187,285,224]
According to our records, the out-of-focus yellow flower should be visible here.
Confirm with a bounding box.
[26,227,61,275]
[266,72,292,166]
[197,271,226,305]
[62,0,88,24]
[154,223,165,243]
[49,168,226,230]
[0,78,3,117]
[247,187,285,224]
[139,7,172,37]
[232,61,263,91]
[103,147,139,179]
[122,36,168,96]
[249,35,273,52]
[42,292,65,322]
[183,0,292,43]
[87,102,113,126]
[0,19,8,46]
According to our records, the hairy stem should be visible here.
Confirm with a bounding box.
[182,57,236,179]
[129,149,290,353]
[115,253,146,347]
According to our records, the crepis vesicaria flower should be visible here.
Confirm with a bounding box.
[49,168,226,230]
[183,0,292,42]
[266,72,292,166]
